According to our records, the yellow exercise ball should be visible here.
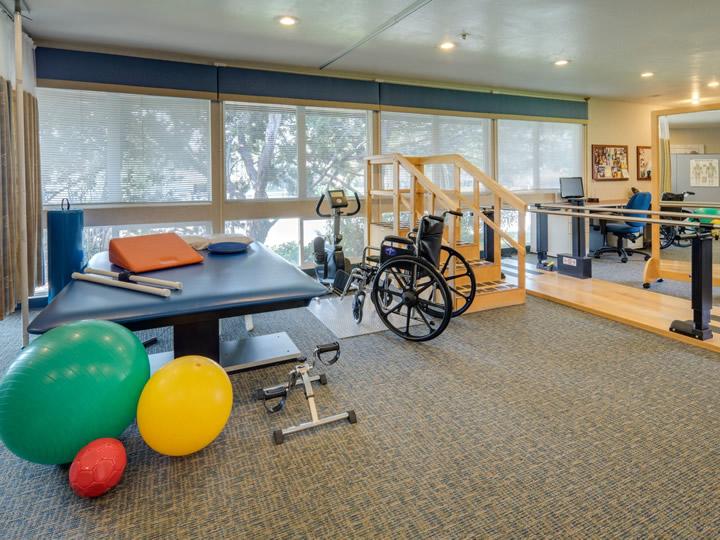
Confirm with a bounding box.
[137,356,233,456]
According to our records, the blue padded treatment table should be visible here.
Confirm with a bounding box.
[28,243,328,372]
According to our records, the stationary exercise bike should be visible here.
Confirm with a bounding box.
[313,187,361,291]
[254,342,357,444]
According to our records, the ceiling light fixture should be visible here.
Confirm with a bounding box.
[439,41,456,51]
[641,72,654,78]
[708,81,720,88]
[554,59,570,66]
[277,15,298,26]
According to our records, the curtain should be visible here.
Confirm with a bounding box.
[658,116,672,194]
[0,16,41,320]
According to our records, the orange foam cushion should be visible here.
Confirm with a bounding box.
[109,233,204,273]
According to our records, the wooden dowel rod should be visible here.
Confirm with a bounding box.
[84,267,183,289]
[72,273,172,297]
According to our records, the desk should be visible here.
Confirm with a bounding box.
[28,243,328,373]
[530,200,643,256]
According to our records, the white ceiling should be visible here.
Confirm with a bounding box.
[667,110,720,129]
[22,0,720,105]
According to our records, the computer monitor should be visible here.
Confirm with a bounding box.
[559,177,584,199]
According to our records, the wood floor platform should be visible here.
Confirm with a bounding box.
[657,258,720,287]
[502,259,720,354]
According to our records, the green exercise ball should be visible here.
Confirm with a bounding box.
[0,320,150,465]
[695,207,720,224]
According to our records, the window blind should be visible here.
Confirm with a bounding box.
[37,88,211,205]
[381,111,490,190]
[497,120,583,191]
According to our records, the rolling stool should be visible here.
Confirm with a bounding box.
[254,342,357,444]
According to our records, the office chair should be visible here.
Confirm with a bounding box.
[593,191,651,263]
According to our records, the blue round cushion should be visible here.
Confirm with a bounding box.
[207,242,249,254]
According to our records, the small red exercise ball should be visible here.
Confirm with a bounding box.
[69,438,127,498]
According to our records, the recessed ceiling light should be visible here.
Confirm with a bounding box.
[439,41,456,51]
[554,59,570,66]
[641,72,654,78]
[708,81,720,88]
[277,15,298,26]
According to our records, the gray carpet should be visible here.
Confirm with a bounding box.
[1,297,720,539]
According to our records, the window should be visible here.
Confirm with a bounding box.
[224,103,298,199]
[305,107,368,197]
[225,217,366,266]
[381,111,491,190]
[497,120,583,191]
[224,102,369,201]
[37,88,211,205]
[226,219,300,265]
[83,222,211,261]
[301,218,366,264]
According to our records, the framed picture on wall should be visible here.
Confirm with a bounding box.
[591,144,630,181]
[637,146,652,180]
[689,158,720,187]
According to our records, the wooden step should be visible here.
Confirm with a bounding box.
[463,281,525,314]
[475,280,516,293]
[467,257,502,283]
[453,242,480,261]
[467,259,493,268]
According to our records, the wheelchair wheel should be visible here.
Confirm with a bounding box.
[371,255,452,342]
[352,291,365,324]
[659,225,676,249]
[438,246,476,317]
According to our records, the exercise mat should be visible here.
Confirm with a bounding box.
[47,199,84,301]
[306,295,421,339]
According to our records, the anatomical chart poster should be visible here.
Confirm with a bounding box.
[690,159,720,187]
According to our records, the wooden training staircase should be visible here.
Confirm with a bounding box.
[365,153,526,313]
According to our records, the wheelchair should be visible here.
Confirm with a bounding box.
[659,191,696,249]
[341,210,476,341]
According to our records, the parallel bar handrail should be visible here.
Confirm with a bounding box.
[538,204,720,220]
[652,201,720,208]
[529,207,720,229]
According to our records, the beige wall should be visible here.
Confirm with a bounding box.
[586,99,659,201]
[670,126,720,153]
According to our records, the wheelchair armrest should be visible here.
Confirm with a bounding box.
[383,235,414,246]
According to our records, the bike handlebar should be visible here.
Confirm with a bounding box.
[347,190,361,216]
[315,193,331,218]
[315,189,361,218]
